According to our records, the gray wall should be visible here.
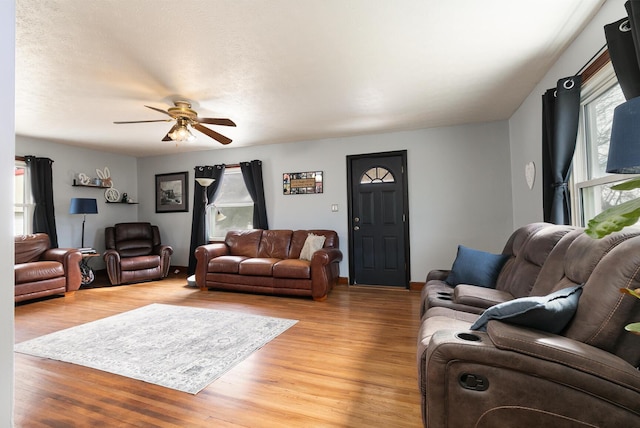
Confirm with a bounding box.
[16,137,139,270]
[17,119,513,283]
[138,120,514,282]
[509,0,623,226]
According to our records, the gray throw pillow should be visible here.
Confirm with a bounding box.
[470,284,584,333]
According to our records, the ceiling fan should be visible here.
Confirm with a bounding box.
[114,101,236,145]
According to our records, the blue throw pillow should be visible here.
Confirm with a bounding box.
[445,245,509,288]
[469,285,584,333]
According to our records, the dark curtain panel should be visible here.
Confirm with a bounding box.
[605,15,640,100]
[25,156,58,247]
[240,160,269,230]
[187,164,225,275]
[542,76,582,225]
[628,0,640,62]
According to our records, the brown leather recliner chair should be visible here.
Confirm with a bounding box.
[14,233,82,303]
[103,222,173,285]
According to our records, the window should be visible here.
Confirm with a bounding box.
[572,62,639,227]
[207,168,254,241]
[360,166,395,184]
[14,159,34,235]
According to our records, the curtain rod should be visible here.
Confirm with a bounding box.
[575,43,608,76]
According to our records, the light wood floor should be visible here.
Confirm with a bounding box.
[14,273,423,427]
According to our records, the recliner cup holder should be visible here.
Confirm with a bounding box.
[438,296,453,301]
[456,332,481,342]
[437,291,452,296]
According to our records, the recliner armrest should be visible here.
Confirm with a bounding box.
[42,248,82,292]
[426,269,450,282]
[194,243,230,289]
[310,248,343,266]
[196,243,230,259]
[453,284,514,309]
[309,248,343,300]
[423,326,640,427]
[153,244,173,256]
[486,321,640,390]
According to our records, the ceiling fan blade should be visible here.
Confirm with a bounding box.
[144,105,173,117]
[114,119,172,124]
[193,123,232,145]
[197,117,237,127]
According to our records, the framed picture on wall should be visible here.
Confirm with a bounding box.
[283,171,323,195]
[155,171,189,213]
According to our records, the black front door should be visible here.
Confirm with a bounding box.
[347,151,409,287]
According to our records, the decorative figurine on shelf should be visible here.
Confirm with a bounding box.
[96,167,112,187]
[77,173,91,185]
[121,193,128,203]
[97,167,121,202]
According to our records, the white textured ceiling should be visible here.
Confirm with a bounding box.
[16,0,605,157]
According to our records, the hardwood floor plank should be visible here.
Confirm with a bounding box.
[14,274,422,427]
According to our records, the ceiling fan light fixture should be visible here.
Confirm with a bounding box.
[168,119,196,142]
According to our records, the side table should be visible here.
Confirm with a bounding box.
[80,252,100,285]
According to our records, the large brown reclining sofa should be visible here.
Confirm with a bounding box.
[195,229,342,301]
[14,233,82,303]
[417,223,640,427]
[420,222,576,317]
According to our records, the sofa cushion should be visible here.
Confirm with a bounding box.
[209,255,248,274]
[112,223,155,257]
[446,245,509,288]
[115,239,154,257]
[470,285,583,333]
[495,225,575,298]
[238,258,279,276]
[300,233,326,261]
[120,255,161,271]
[226,230,262,257]
[14,261,64,284]
[15,233,50,264]
[273,259,311,279]
[258,230,292,259]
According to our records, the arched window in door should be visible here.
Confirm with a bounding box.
[360,166,395,184]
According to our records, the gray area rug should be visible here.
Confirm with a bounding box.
[15,303,297,394]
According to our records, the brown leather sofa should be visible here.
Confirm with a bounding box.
[417,225,640,427]
[195,229,342,301]
[14,233,82,303]
[103,222,173,285]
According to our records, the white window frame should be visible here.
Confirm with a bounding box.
[571,62,639,227]
[14,159,34,235]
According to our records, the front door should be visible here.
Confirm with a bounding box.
[347,151,409,287]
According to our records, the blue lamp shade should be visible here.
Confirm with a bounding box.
[606,96,640,174]
[69,198,98,214]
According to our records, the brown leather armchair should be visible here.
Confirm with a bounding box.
[14,233,82,303]
[103,222,173,285]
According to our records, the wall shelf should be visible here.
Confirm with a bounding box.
[72,181,110,189]
[105,201,138,205]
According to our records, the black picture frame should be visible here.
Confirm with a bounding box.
[155,171,189,213]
